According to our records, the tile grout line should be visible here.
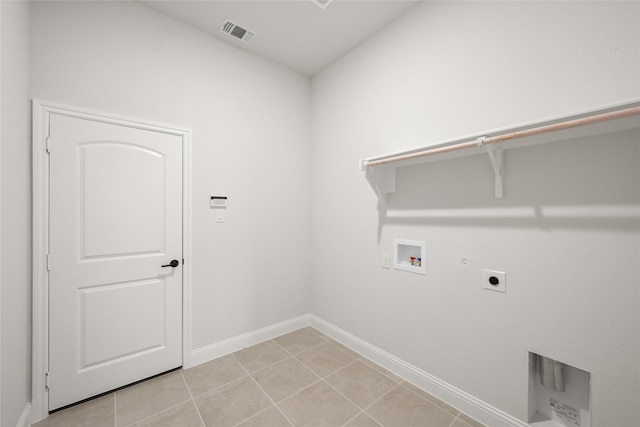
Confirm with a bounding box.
[248,348,358,420]
[362,382,463,427]
[292,353,352,381]
[119,328,469,427]
[234,329,357,384]
[290,338,362,380]
[44,326,478,427]
[447,413,475,427]
[326,359,403,427]
[122,397,195,427]
[118,370,198,427]
[317,363,388,426]
[305,328,472,423]
[339,410,367,427]
[179,370,207,427]
[261,329,351,425]
[268,333,379,424]
[184,351,260,401]
[272,377,326,408]
[186,357,303,427]
[125,328,475,427]
[243,374,296,427]
[311,355,396,425]
[399,381,462,418]
[353,382,405,427]
[305,326,325,338]
[274,332,331,359]
[230,352,297,427]
[232,331,358,398]
[234,336,323,376]
[320,331,483,426]
[190,371,254,400]
[358,357,401,382]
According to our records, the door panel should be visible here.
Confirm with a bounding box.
[48,113,183,410]
[80,279,166,369]
[82,142,165,257]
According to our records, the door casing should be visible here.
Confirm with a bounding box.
[31,99,193,422]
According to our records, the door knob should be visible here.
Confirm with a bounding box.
[161,259,180,268]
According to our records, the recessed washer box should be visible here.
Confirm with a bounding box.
[393,239,426,275]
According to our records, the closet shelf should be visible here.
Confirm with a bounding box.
[360,99,640,203]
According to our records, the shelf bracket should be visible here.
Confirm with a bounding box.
[361,159,395,204]
[477,137,504,199]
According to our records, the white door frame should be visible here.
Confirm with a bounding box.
[31,99,193,423]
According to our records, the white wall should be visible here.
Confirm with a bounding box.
[30,0,312,352]
[1,1,31,426]
[311,2,639,426]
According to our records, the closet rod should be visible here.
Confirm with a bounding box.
[365,105,640,167]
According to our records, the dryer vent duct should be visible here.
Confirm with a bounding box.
[219,18,257,44]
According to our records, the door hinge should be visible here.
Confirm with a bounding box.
[45,372,51,390]
[46,254,51,271]
[46,136,52,154]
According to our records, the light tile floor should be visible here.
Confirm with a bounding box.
[33,327,487,427]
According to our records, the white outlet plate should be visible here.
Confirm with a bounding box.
[382,253,390,269]
[483,269,506,293]
[216,209,225,223]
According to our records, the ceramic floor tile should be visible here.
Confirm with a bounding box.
[32,394,114,427]
[182,354,246,397]
[343,412,383,427]
[296,341,356,378]
[127,400,203,427]
[305,327,328,338]
[274,328,327,355]
[194,375,272,427]
[234,340,290,372]
[277,380,360,427]
[35,328,490,427]
[360,358,403,383]
[236,406,293,427]
[450,419,474,427]
[325,360,398,409]
[251,356,320,402]
[401,381,461,416]
[115,371,191,427]
[324,339,362,360]
[458,413,487,427]
[366,385,456,427]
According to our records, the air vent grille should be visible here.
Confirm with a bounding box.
[219,18,257,44]
[310,0,334,10]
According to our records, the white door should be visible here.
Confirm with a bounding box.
[48,113,183,410]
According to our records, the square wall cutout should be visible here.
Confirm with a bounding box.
[528,352,591,427]
[393,239,426,275]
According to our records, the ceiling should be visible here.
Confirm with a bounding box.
[140,0,420,76]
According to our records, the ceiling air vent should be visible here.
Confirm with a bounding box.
[219,18,257,44]
[310,0,335,10]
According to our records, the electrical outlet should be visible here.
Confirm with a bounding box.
[382,253,390,269]
[483,269,506,293]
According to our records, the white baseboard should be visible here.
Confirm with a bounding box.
[309,315,530,427]
[189,314,311,367]
[17,403,31,427]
